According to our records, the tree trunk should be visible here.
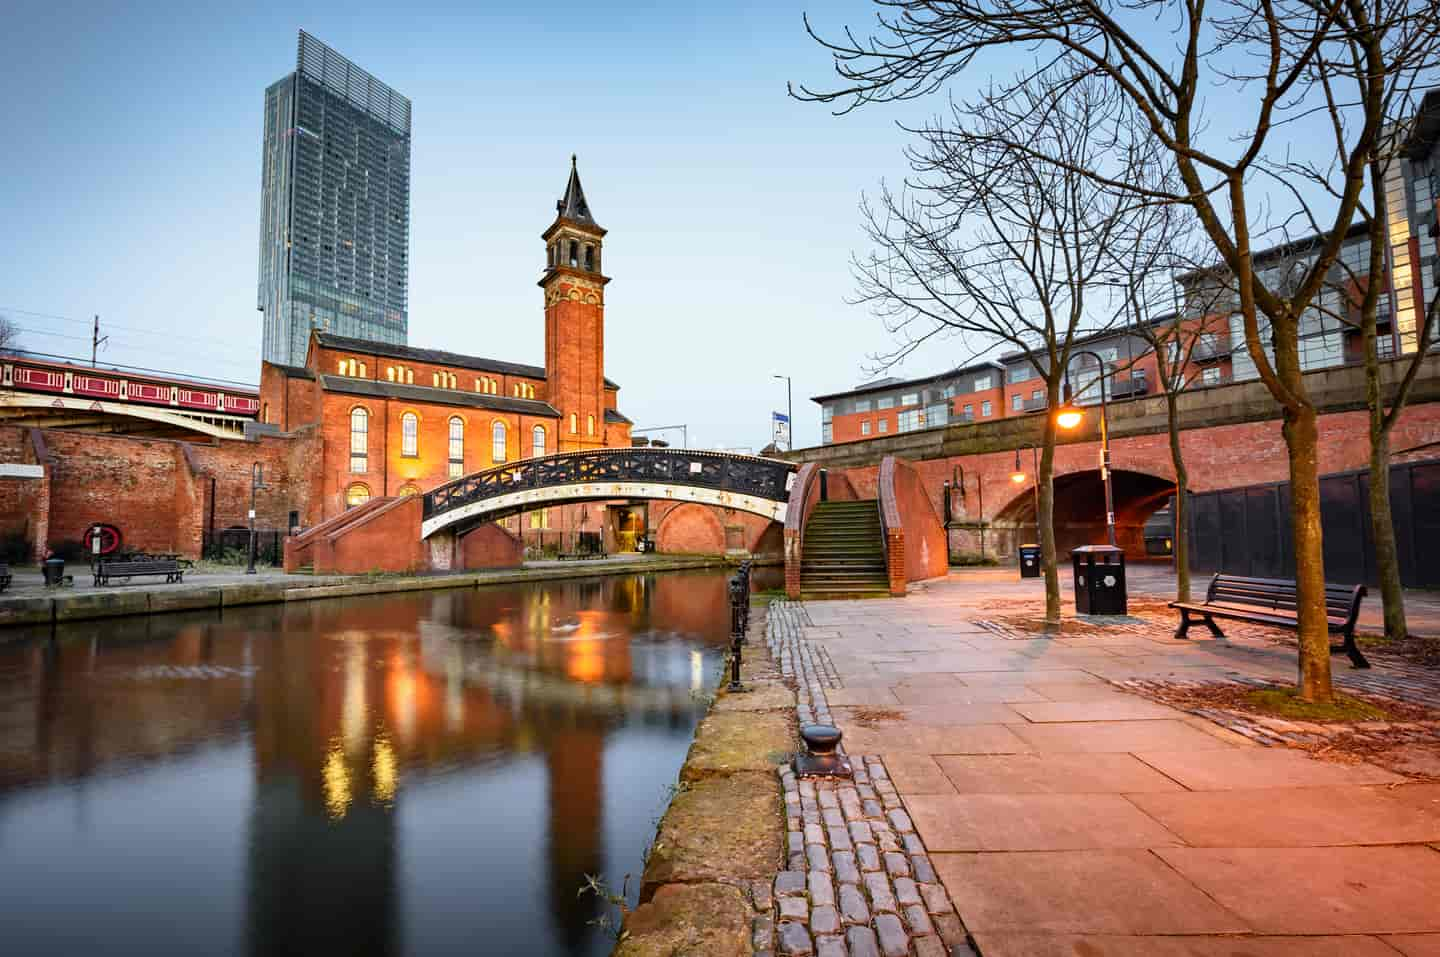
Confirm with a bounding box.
[1165,390,1191,604]
[1284,404,1334,702]
[1039,381,1061,626]
[1368,430,1408,639]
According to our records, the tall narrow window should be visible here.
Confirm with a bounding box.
[349,408,368,473]
[492,421,508,463]
[569,241,578,267]
[584,245,594,271]
[448,417,464,478]
[401,412,419,457]
[587,414,595,436]
[569,413,578,434]
[532,425,546,459]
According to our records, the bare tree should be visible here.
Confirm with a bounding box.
[853,75,1158,624]
[0,315,19,354]
[795,0,1440,701]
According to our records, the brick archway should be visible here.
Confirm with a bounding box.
[994,467,1176,558]
[653,503,726,554]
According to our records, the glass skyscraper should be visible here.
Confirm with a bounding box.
[258,31,411,367]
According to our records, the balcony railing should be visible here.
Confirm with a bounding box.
[1192,337,1231,362]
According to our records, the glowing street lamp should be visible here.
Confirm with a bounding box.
[1055,350,1117,547]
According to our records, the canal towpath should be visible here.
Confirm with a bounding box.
[781,571,1440,956]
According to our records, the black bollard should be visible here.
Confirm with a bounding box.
[727,574,746,691]
[794,724,852,778]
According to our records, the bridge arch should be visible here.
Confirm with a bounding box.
[994,465,1176,557]
[421,447,797,540]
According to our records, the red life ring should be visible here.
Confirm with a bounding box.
[83,524,123,556]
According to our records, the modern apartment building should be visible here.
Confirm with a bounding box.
[258,31,412,366]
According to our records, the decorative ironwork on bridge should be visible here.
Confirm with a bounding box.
[421,447,797,538]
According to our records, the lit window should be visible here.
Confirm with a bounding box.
[532,425,546,459]
[406,369,413,385]
[338,359,348,374]
[398,483,420,497]
[570,413,577,434]
[358,362,365,377]
[401,412,418,457]
[345,483,370,508]
[492,421,507,462]
[387,367,396,382]
[349,408,368,473]
[587,414,595,436]
[448,417,464,477]
[529,509,550,529]
[861,420,871,436]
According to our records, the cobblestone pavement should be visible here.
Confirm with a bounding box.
[750,601,977,956]
[778,574,1440,957]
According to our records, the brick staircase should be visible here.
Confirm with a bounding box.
[800,500,890,599]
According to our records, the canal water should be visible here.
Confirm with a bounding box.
[0,568,775,956]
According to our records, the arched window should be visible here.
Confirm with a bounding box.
[492,421,508,463]
[397,483,421,497]
[357,361,366,377]
[406,369,413,385]
[448,416,465,478]
[387,367,395,382]
[345,483,370,508]
[261,402,270,424]
[349,408,368,473]
[568,241,578,267]
[584,245,594,271]
[532,425,546,459]
[587,414,595,436]
[401,412,419,457]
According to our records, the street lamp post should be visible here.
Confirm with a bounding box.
[1055,350,1117,548]
[772,374,793,451]
[245,462,266,575]
[1009,445,1041,542]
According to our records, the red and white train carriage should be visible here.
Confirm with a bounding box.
[1,356,259,417]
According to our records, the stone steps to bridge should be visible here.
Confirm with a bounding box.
[800,500,890,599]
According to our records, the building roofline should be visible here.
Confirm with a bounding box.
[1401,89,1440,160]
[311,331,620,389]
[809,360,1005,403]
[1175,221,1370,283]
[318,375,562,417]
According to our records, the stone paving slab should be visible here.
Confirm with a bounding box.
[971,932,1402,956]
[1004,718,1243,753]
[934,753,1184,795]
[1128,784,1440,847]
[1386,934,1440,956]
[1154,845,1440,934]
[1009,699,1180,722]
[906,792,1184,851]
[838,702,1028,725]
[932,850,1251,935]
[841,723,1034,756]
[1132,747,1407,790]
[891,684,1049,705]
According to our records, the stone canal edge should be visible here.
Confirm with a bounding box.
[618,600,978,957]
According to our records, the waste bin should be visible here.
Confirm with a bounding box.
[42,558,66,587]
[1071,545,1127,615]
[1018,544,1041,579]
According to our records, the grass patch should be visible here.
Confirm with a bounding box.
[1242,687,1392,722]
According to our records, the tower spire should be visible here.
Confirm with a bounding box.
[556,156,599,230]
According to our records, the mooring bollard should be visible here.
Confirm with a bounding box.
[727,576,746,692]
[794,723,852,778]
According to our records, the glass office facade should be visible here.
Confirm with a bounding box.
[259,31,411,366]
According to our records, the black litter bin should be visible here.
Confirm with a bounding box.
[42,558,66,587]
[1018,544,1041,579]
[1071,545,1127,615]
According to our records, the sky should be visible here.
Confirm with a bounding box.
[0,0,960,451]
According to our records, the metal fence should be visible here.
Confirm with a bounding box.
[203,528,287,567]
[1185,457,1440,588]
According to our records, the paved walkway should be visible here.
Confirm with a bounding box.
[791,574,1440,957]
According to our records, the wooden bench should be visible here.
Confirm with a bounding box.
[0,563,10,593]
[1170,573,1369,668]
[93,559,185,587]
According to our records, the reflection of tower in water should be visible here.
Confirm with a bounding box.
[545,726,607,951]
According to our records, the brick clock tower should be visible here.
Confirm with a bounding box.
[541,157,609,452]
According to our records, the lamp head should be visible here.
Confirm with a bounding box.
[1010,470,1026,484]
[1056,407,1084,430]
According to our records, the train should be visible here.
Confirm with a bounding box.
[0,355,259,417]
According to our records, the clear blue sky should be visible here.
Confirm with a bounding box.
[0,0,954,450]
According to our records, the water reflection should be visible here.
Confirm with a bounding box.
[0,568,775,956]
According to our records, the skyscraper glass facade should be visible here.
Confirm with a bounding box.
[258,31,411,366]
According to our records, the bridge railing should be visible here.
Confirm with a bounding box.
[423,447,797,520]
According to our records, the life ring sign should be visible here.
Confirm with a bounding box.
[84,523,123,556]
